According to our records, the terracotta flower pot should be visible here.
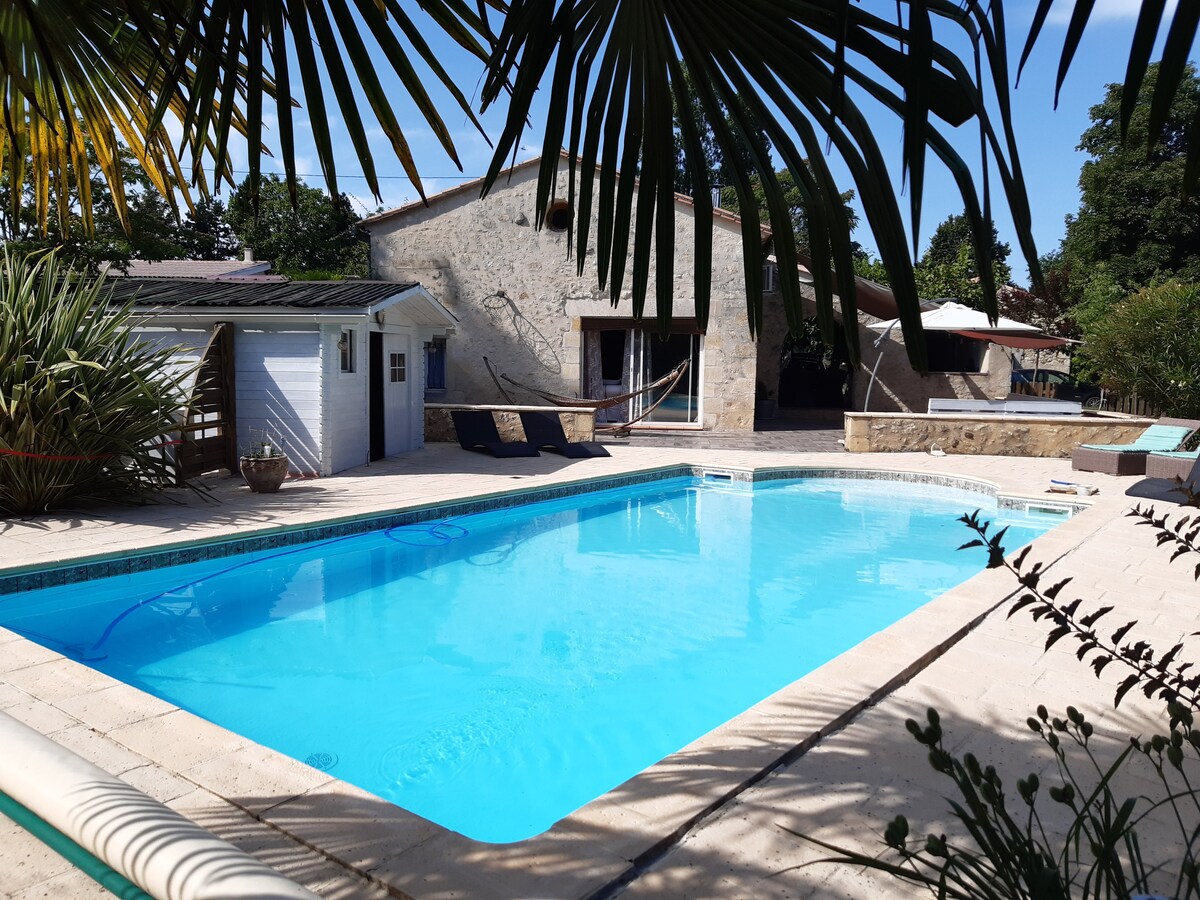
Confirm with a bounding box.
[239,455,289,493]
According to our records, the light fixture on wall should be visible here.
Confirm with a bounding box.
[336,334,349,352]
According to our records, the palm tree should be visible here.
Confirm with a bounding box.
[1,1,1192,368]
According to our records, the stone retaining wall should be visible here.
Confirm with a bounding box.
[844,412,1154,457]
[426,404,596,443]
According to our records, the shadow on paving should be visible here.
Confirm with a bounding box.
[172,684,1187,899]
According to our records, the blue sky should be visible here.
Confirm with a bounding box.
[221,1,1184,286]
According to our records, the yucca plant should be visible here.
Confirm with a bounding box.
[0,250,194,514]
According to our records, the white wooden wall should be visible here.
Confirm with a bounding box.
[234,326,323,475]
[135,319,434,478]
[128,326,210,396]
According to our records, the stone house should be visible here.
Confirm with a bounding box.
[365,155,1011,431]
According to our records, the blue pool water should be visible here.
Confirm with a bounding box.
[0,476,1062,842]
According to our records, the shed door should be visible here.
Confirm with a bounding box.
[382,333,412,455]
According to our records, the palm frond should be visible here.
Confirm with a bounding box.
[478,0,1031,368]
[0,1,196,236]
[2,1,493,234]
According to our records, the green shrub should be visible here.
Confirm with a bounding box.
[0,251,193,514]
[1076,281,1200,417]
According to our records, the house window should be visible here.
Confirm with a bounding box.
[925,332,986,374]
[425,338,446,390]
[389,352,406,383]
[339,330,356,373]
[762,262,776,293]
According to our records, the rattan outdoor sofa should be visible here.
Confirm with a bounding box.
[1071,418,1200,476]
[1145,448,1200,481]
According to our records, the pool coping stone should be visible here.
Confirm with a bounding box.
[0,449,1144,899]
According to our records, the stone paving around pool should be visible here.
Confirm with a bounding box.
[0,444,1196,899]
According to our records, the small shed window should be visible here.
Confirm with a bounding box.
[762,263,776,293]
[339,330,356,373]
[425,338,446,390]
[389,352,407,383]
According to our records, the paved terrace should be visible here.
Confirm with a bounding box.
[0,444,1195,899]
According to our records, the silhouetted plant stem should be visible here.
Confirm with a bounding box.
[958,508,1200,712]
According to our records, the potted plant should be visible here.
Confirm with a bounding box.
[239,432,289,493]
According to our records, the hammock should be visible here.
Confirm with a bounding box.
[483,357,689,410]
[482,357,692,436]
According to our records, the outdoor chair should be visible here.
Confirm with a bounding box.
[519,411,611,459]
[1071,418,1200,475]
[1145,448,1200,481]
[450,410,540,458]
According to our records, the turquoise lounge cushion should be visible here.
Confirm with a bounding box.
[1081,424,1192,453]
[1149,448,1200,460]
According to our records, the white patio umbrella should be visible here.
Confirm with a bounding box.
[867,300,1067,344]
[864,301,1075,410]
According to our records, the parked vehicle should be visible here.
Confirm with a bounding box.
[1012,369,1103,408]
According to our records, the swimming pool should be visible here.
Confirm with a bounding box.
[0,474,1063,843]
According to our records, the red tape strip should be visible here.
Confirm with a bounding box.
[0,440,185,462]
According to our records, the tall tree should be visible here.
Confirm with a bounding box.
[894,211,1014,311]
[1061,63,1200,290]
[177,197,241,261]
[0,145,185,271]
[923,212,1010,271]
[911,245,1010,310]
[855,212,1012,311]
[225,175,367,278]
[718,167,861,259]
[672,67,770,199]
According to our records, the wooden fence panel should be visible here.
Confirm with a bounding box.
[176,323,238,481]
[1012,381,1159,416]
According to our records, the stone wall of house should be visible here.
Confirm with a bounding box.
[852,326,1013,413]
[755,289,1013,415]
[369,162,759,432]
[425,404,596,443]
[843,412,1153,456]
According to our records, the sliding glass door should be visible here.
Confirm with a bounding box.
[628,331,702,425]
[582,319,703,427]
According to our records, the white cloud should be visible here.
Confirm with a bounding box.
[1048,0,1177,25]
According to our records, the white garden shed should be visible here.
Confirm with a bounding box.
[106,277,457,477]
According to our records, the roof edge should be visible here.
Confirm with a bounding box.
[361,151,765,236]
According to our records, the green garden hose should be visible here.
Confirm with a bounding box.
[0,788,153,899]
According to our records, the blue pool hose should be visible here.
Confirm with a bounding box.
[68,522,470,660]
